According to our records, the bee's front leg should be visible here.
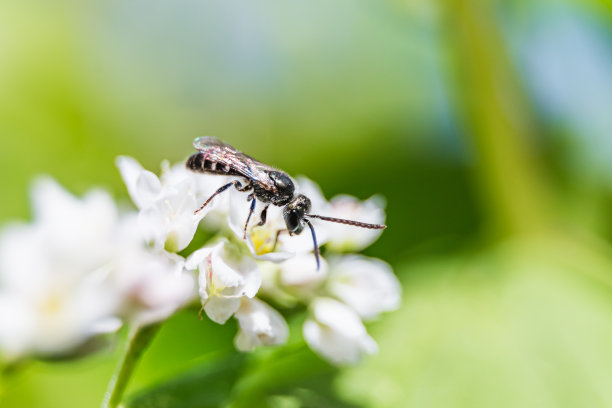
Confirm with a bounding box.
[243,194,257,239]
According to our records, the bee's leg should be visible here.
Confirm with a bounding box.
[272,229,288,252]
[194,180,245,214]
[236,180,252,192]
[243,194,256,239]
[256,205,269,227]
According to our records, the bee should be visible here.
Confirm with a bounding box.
[186,137,386,269]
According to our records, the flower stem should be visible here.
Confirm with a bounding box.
[0,360,27,401]
[102,323,161,408]
[443,0,555,237]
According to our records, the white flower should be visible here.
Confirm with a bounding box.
[323,195,386,252]
[0,179,123,360]
[277,253,328,289]
[117,156,203,252]
[0,178,196,360]
[160,161,233,231]
[258,254,328,305]
[303,297,378,365]
[109,226,195,326]
[30,177,119,273]
[326,256,400,320]
[233,298,289,351]
[0,284,120,361]
[186,240,261,324]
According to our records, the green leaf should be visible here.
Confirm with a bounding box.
[125,355,246,408]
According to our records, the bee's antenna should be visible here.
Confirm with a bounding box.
[306,214,387,230]
[303,218,320,270]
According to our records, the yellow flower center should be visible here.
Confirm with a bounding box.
[251,227,276,255]
[39,293,64,317]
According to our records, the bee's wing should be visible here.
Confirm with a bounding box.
[193,137,276,190]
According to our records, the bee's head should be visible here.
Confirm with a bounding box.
[268,171,295,205]
[283,194,311,234]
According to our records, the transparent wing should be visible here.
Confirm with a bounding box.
[193,137,276,190]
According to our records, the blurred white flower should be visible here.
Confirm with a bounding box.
[186,240,261,324]
[233,298,288,351]
[0,178,197,361]
[0,179,123,360]
[117,156,202,252]
[30,176,119,274]
[109,225,195,326]
[303,297,378,365]
[326,255,400,320]
[323,195,386,252]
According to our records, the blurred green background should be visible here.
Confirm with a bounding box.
[3,0,612,407]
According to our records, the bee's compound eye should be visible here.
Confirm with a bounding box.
[284,209,301,233]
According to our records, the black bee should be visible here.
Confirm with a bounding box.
[186,137,386,269]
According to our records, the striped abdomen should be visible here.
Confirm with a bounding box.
[186,153,240,176]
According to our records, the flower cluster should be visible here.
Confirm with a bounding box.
[0,155,400,366]
[0,178,193,361]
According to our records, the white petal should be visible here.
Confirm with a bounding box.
[134,171,163,208]
[207,243,245,289]
[31,176,80,224]
[165,210,199,252]
[204,295,241,324]
[251,249,295,263]
[0,224,48,291]
[87,317,123,336]
[239,261,262,298]
[110,245,195,326]
[327,256,401,320]
[190,241,262,324]
[303,298,378,365]
[279,253,328,289]
[234,298,288,351]
[208,241,260,296]
[0,294,36,359]
[324,195,386,252]
[136,182,200,252]
[186,245,215,271]
[138,206,167,250]
[116,156,162,209]
[30,178,119,269]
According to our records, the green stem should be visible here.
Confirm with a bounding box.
[443,0,555,237]
[0,360,27,401]
[0,365,8,400]
[102,323,161,408]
